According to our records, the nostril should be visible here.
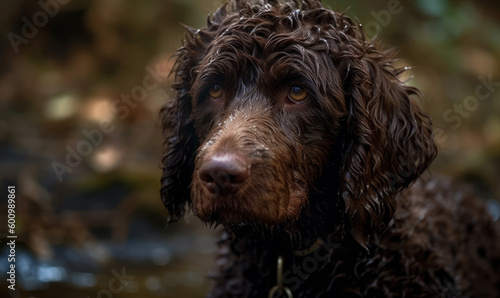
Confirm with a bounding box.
[200,170,215,183]
[199,153,250,194]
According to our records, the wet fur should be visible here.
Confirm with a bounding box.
[160,0,500,296]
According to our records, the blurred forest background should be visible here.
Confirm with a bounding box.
[0,0,499,297]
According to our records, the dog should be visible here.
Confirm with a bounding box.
[160,0,500,296]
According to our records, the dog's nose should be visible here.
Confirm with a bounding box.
[199,153,250,195]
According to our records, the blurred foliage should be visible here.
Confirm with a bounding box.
[0,0,499,297]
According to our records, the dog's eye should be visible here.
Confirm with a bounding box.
[288,86,308,102]
[208,84,223,100]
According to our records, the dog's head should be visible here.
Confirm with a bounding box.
[160,0,437,247]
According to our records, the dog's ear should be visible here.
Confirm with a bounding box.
[160,90,197,223]
[160,26,205,223]
[339,50,437,249]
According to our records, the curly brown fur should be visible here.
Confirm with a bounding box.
[160,0,500,297]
